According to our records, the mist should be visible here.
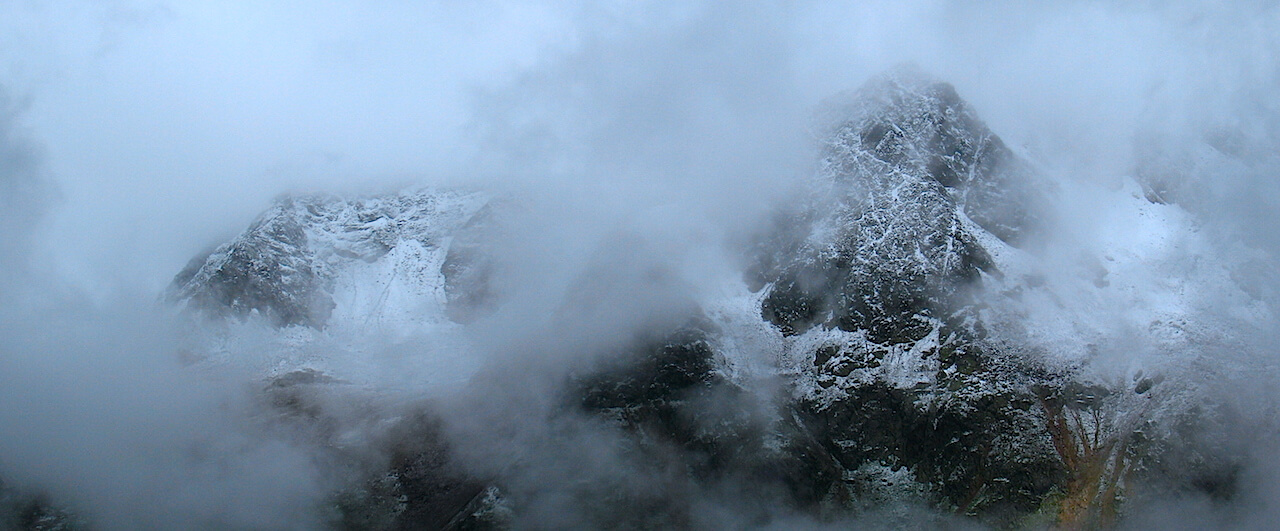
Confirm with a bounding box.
[1,1,1279,529]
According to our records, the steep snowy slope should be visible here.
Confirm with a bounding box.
[166,187,497,394]
[169,186,488,331]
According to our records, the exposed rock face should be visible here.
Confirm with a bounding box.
[748,68,1070,525]
[258,370,502,531]
[741,68,1257,528]
[335,416,491,531]
[171,208,330,328]
[757,67,1041,341]
[817,71,1041,246]
[168,187,488,328]
[567,321,851,527]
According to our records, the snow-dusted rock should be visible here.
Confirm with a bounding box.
[749,68,1072,523]
[742,68,1267,526]
[169,187,489,329]
[758,67,1046,344]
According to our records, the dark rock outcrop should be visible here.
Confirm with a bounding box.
[0,481,84,531]
[567,318,850,527]
[171,207,333,328]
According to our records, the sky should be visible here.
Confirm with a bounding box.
[0,0,573,296]
[2,0,1273,300]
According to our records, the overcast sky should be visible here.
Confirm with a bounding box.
[1,0,1275,298]
[1,1,574,296]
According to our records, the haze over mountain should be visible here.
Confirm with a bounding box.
[2,2,1280,529]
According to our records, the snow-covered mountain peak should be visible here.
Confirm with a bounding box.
[141,68,1274,529]
[168,186,489,330]
[815,66,1043,246]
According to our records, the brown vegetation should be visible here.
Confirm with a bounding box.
[1038,385,1147,529]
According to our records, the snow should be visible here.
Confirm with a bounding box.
[976,174,1273,380]
[174,186,490,395]
[702,279,785,384]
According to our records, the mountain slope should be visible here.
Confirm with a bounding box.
[169,187,488,330]
[148,69,1273,529]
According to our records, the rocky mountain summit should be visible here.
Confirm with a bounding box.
[132,69,1262,529]
[749,68,1067,524]
[757,67,1040,340]
[744,69,1251,528]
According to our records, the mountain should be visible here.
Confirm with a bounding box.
[168,187,489,330]
[141,69,1266,529]
[743,67,1059,521]
[745,68,1261,527]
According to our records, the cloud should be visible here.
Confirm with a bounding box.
[0,87,52,290]
[0,0,1279,528]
